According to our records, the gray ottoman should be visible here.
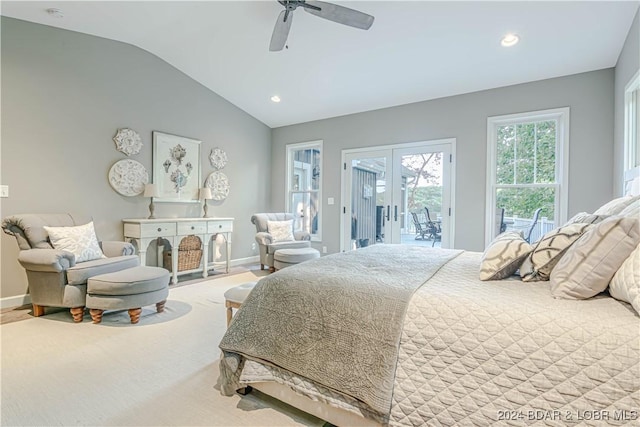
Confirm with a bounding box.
[86,266,170,324]
[273,247,321,271]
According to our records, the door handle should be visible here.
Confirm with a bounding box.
[386,205,390,221]
[394,205,398,221]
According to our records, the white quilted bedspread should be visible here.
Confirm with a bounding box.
[236,251,640,426]
[391,252,639,426]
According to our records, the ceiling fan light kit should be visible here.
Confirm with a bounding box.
[269,0,375,51]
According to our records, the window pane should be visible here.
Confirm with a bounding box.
[287,141,322,240]
[291,191,319,234]
[292,148,320,191]
[515,123,535,184]
[496,125,515,184]
[496,187,556,243]
[496,187,555,221]
[535,120,556,183]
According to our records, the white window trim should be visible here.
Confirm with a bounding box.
[485,107,570,247]
[286,140,323,242]
[624,70,640,196]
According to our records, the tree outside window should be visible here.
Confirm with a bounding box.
[495,121,556,220]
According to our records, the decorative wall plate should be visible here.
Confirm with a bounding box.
[205,171,230,201]
[113,128,143,156]
[209,148,228,170]
[108,159,149,196]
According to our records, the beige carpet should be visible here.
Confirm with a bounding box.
[0,270,324,427]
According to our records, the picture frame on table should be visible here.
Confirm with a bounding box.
[152,131,201,203]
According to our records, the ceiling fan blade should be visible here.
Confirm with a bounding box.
[270,10,294,51]
[302,0,374,30]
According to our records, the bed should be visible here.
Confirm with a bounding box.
[219,244,639,426]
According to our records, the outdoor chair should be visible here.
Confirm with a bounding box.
[508,208,543,243]
[423,207,442,247]
[496,207,507,237]
[411,212,429,240]
[523,208,543,243]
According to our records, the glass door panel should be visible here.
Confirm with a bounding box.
[392,144,450,248]
[396,151,444,247]
[345,151,392,250]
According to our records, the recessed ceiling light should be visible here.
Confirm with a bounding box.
[501,33,519,47]
[46,8,64,18]
[270,95,281,103]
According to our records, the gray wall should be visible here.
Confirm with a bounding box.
[614,10,639,195]
[1,18,271,300]
[272,69,615,253]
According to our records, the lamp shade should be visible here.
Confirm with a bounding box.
[199,187,213,201]
[143,183,159,198]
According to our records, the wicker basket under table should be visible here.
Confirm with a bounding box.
[163,235,203,272]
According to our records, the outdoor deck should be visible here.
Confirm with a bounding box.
[401,232,442,248]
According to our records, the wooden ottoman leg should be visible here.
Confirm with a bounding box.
[70,307,85,323]
[260,264,265,270]
[32,304,45,317]
[225,301,233,326]
[89,309,103,324]
[128,308,142,324]
[156,300,166,313]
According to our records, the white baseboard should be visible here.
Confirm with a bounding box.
[1,293,31,310]
[230,255,259,267]
[0,256,259,310]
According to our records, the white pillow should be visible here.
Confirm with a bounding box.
[480,231,532,281]
[609,244,640,315]
[618,199,640,218]
[550,217,640,299]
[564,212,607,226]
[43,221,105,263]
[267,220,294,242]
[593,195,640,216]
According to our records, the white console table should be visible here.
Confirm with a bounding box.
[122,218,234,285]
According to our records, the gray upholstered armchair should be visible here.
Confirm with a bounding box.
[2,214,139,322]
[251,213,311,271]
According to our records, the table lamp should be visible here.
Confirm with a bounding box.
[143,183,160,219]
[199,187,213,218]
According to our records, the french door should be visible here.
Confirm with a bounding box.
[341,139,455,251]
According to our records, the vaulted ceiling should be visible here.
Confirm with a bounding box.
[2,1,638,127]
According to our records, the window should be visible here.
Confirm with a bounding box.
[486,108,569,246]
[286,140,322,241]
[624,71,640,193]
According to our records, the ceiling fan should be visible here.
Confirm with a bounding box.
[269,0,375,51]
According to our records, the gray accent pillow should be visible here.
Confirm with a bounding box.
[520,223,593,282]
[550,217,640,300]
[609,244,640,315]
[480,231,532,281]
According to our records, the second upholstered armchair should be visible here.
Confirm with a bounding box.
[251,213,311,271]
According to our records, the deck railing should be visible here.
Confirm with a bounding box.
[403,214,557,244]
[505,216,555,243]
